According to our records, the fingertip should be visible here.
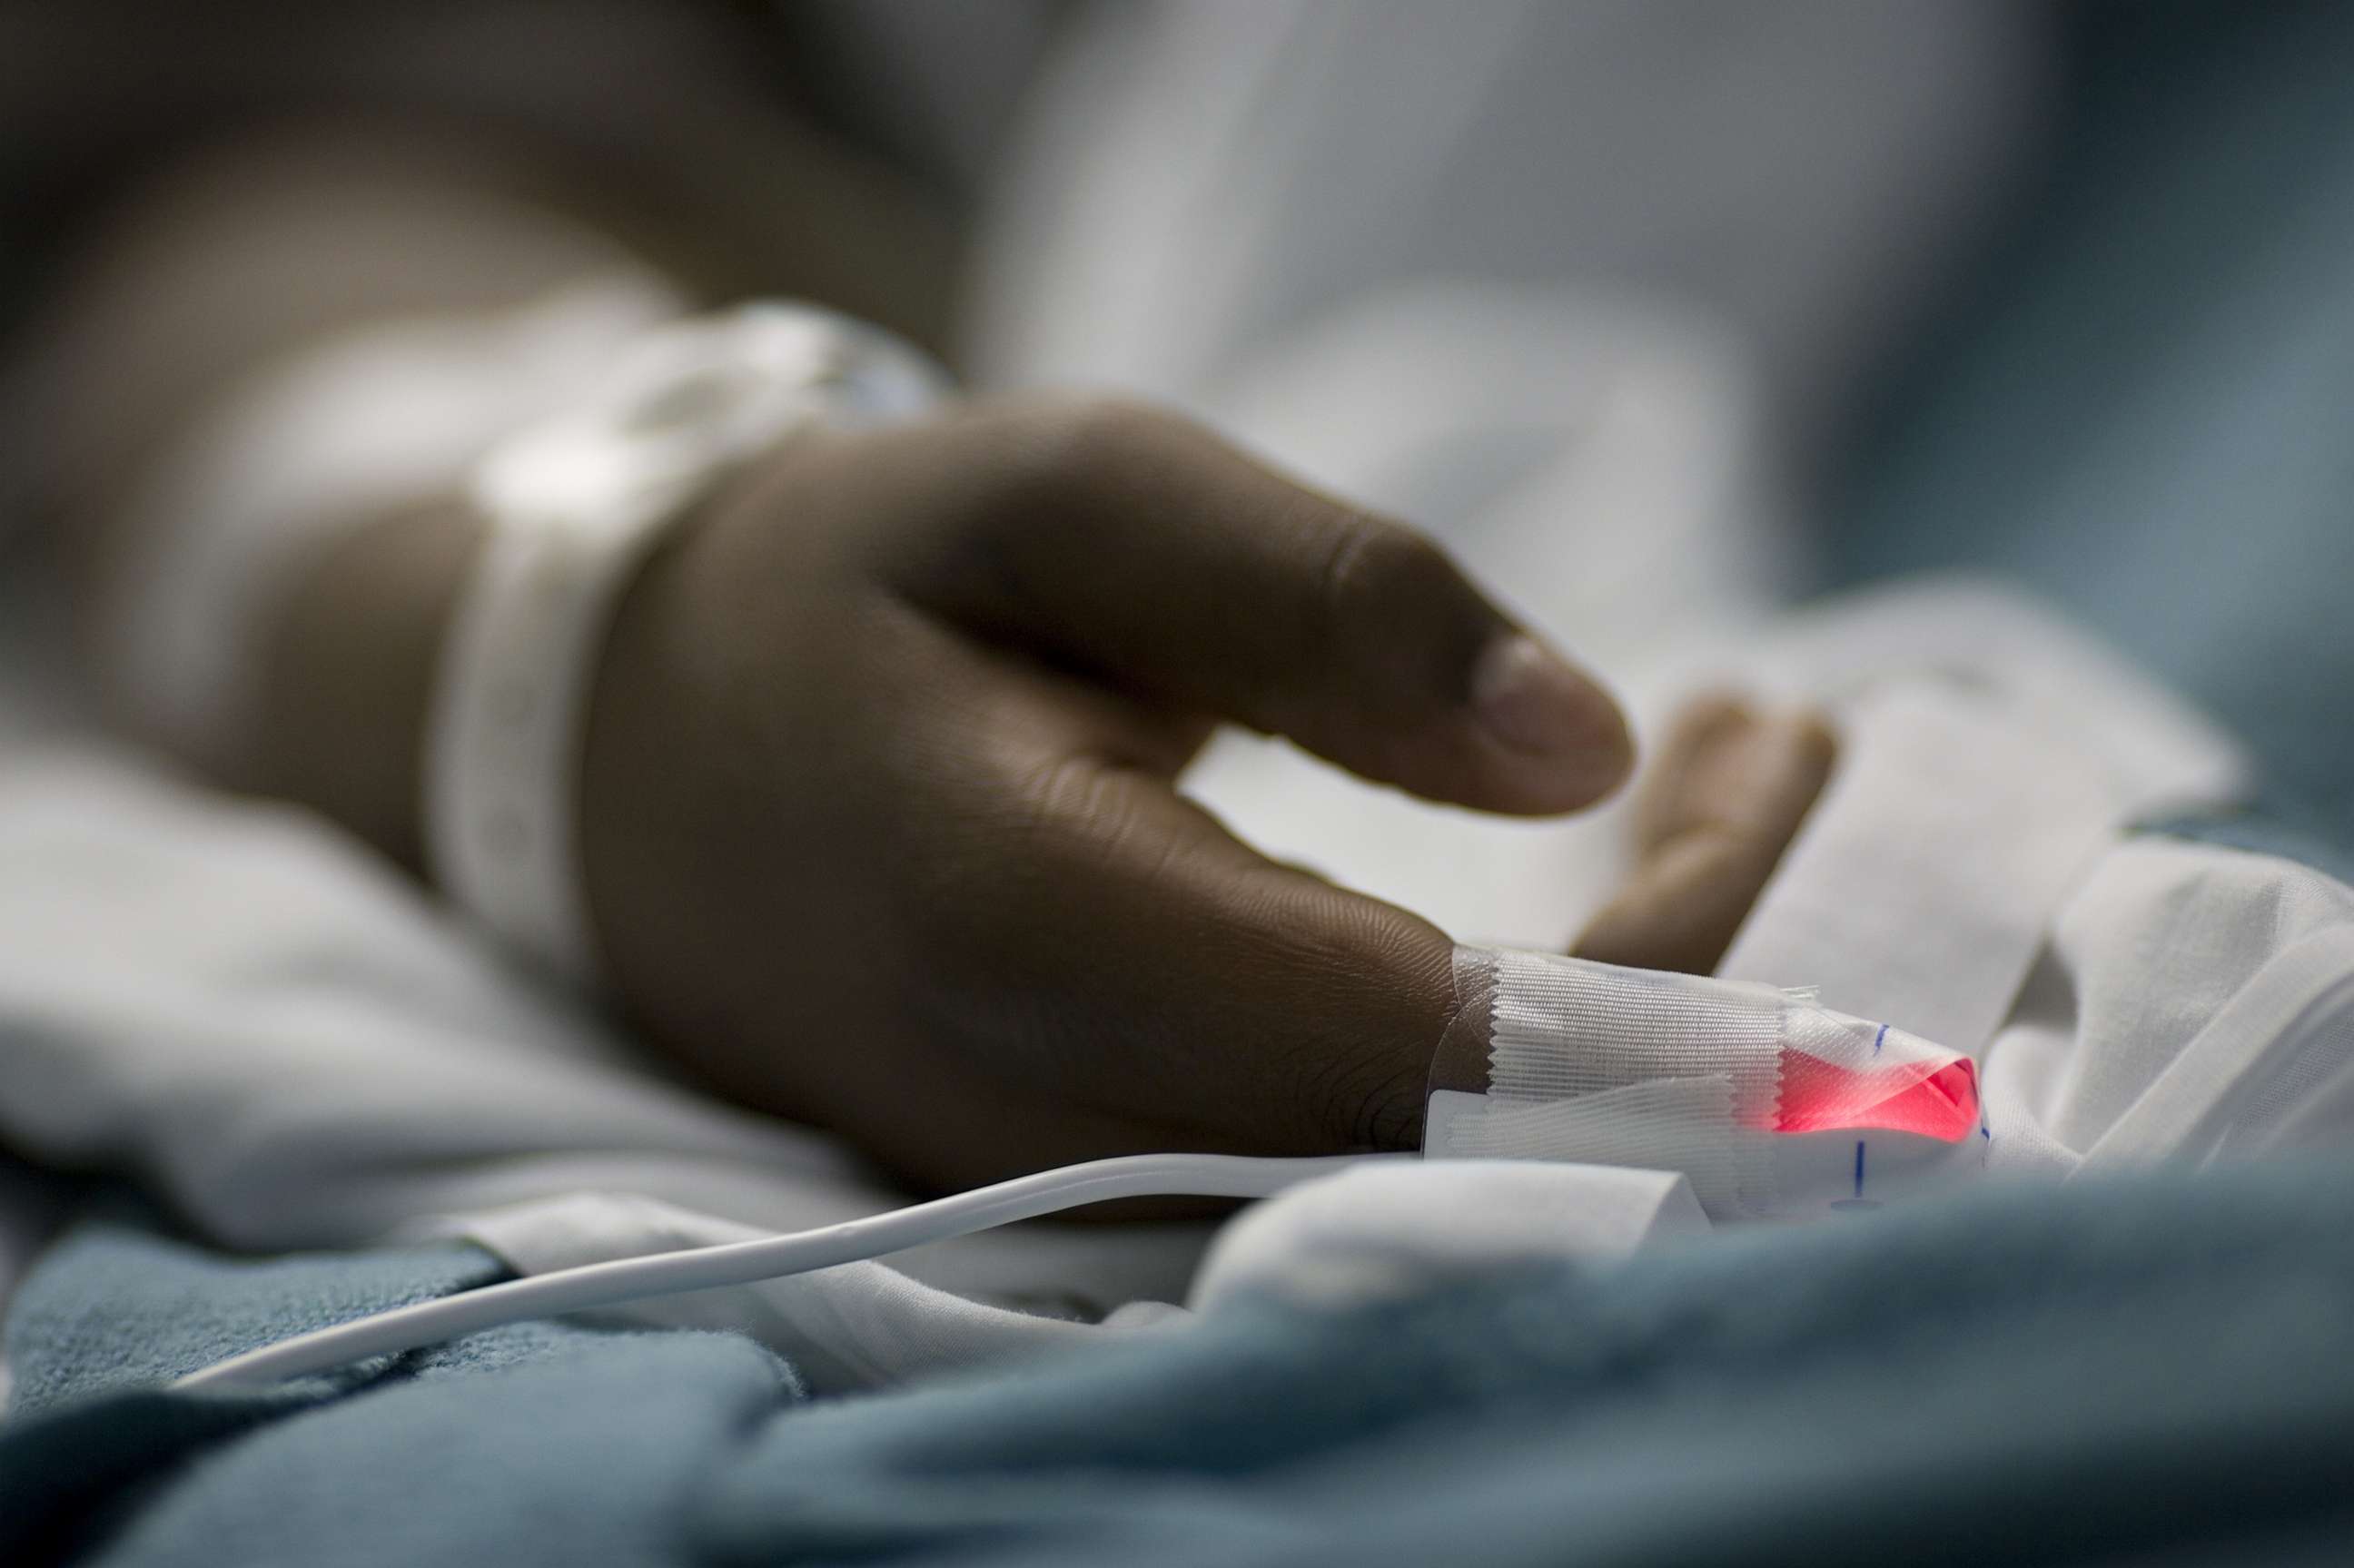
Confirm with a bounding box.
[1637,695,1839,847]
[1466,634,1635,811]
[1788,706,1841,775]
[1666,690,1757,747]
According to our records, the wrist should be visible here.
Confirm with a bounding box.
[248,496,485,873]
[421,303,946,983]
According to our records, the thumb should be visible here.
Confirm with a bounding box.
[886,399,1634,815]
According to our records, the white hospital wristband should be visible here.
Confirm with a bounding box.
[106,276,683,770]
[423,302,944,983]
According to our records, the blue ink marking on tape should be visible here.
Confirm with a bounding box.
[1853,1139,1866,1198]
[1871,1023,1888,1058]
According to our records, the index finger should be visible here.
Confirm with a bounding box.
[928,743,1459,1156]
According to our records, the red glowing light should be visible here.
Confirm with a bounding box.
[1762,1050,1980,1141]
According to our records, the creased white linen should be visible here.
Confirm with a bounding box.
[0,744,1215,1390]
[1189,1160,1708,1312]
[2006,843,2354,1173]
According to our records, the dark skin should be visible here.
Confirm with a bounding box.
[576,402,1833,1188]
[579,400,1631,1188]
[43,135,1835,1194]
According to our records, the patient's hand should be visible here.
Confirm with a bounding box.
[577,399,1636,1187]
[44,142,1825,1193]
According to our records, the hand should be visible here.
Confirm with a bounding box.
[577,398,1633,1188]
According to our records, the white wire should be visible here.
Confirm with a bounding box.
[173,1152,1381,1391]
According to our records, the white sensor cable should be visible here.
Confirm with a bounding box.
[173,1153,1383,1391]
[173,952,2002,1391]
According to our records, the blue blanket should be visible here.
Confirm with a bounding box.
[10,1158,2354,1567]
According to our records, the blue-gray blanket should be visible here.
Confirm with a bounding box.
[9,1158,2354,1568]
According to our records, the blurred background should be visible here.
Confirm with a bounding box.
[2,0,2349,857]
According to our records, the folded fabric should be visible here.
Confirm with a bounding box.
[13,1156,2354,1568]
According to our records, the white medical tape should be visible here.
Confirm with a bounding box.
[1717,684,2122,1056]
[1487,946,1788,1105]
[1426,948,1985,1219]
[425,303,944,982]
[1428,1082,1744,1216]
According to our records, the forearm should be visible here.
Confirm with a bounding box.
[35,131,680,854]
[247,498,482,873]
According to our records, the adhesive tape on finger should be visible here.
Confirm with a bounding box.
[424,303,946,983]
[1423,946,1989,1220]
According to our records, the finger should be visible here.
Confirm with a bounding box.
[880,399,1633,816]
[915,693,1460,1156]
[1572,697,1836,974]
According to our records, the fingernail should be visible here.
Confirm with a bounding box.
[1472,634,1624,761]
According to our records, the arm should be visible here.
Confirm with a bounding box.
[42,132,681,860]
[35,132,1654,1190]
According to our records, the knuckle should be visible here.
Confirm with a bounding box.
[1011,752,1137,864]
[1311,518,1458,654]
[956,397,1181,563]
[1018,395,1174,497]
[911,396,1178,616]
[914,754,1143,948]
